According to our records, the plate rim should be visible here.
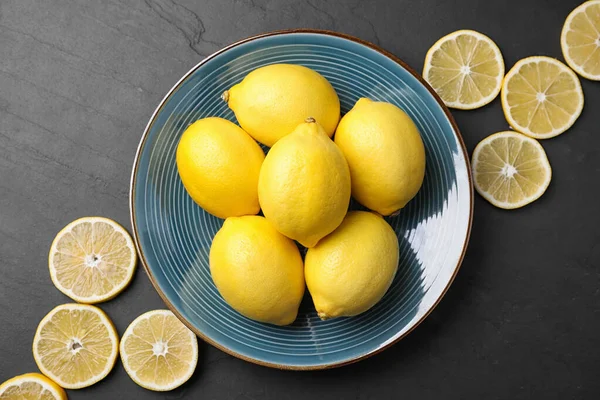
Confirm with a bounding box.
[129,28,474,370]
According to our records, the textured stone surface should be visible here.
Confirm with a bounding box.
[0,0,598,398]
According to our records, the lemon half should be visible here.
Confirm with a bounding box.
[120,310,198,391]
[0,373,67,400]
[501,56,584,139]
[472,131,552,209]
[49,217,137,304]
[561,0,600,81]
[423,29,504,109]
[32,303,119,389]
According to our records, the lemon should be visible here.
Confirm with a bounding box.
[176,117,265,219]
[0,373,67,400]
[223,64,340,147]
[32,303,119,389]
[48,217,137,304]
[120,310,198,391]
[305,211,399,320]
[501,56,584,139]
[561,0,600,81]
[258,118,351,247]
[334,98,426,216]
[423,30,505,109]
[209,216,305,325]
[472,131,552,209]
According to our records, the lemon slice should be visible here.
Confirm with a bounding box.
[0,373,67,400]
[49,217,137,304]
[32,303,119,389]
[120,310,198,391]
[423,29,505,109]
[501,56,584,139]
[561,0,600,80]
[472,131,552,209]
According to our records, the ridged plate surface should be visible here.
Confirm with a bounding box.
[130,30,472,369]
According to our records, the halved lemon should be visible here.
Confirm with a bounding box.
[501,56,584,139]
[561,0,600,80]
[472,131,552,209]
[423,29,505,109]
[32,303,119,389]
[49,217,137,304]
[0,373,67,400]
[120,310,198,391]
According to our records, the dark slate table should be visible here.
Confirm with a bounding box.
[1,0,598,398]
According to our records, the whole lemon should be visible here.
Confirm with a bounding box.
[209,216,305,326]
[176,117,265,219]
[305,211,399,320]
[223,64,340,147]
[334,98,426,216]
[258,118,351,248]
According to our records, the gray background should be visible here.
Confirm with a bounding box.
[1,0,598,399]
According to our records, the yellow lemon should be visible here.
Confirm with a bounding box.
[209,216,304,325]
[48,216,137,304]
[472,131,552,209]
[423,30,505,109]
[0,373,67,400]
[32,304,119,389]
[258,118,351,247]
[305,211,399,320]
[120,310,198,391]
[501,56,584,139]
[176,117,265,219]
[561,0,600,81]
[223,64,340,147]
[334,98,426,216]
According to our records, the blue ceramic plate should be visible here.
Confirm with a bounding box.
[130,30,473,370]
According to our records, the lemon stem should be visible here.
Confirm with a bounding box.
[221,90,230,103]
[305,117,316,123]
